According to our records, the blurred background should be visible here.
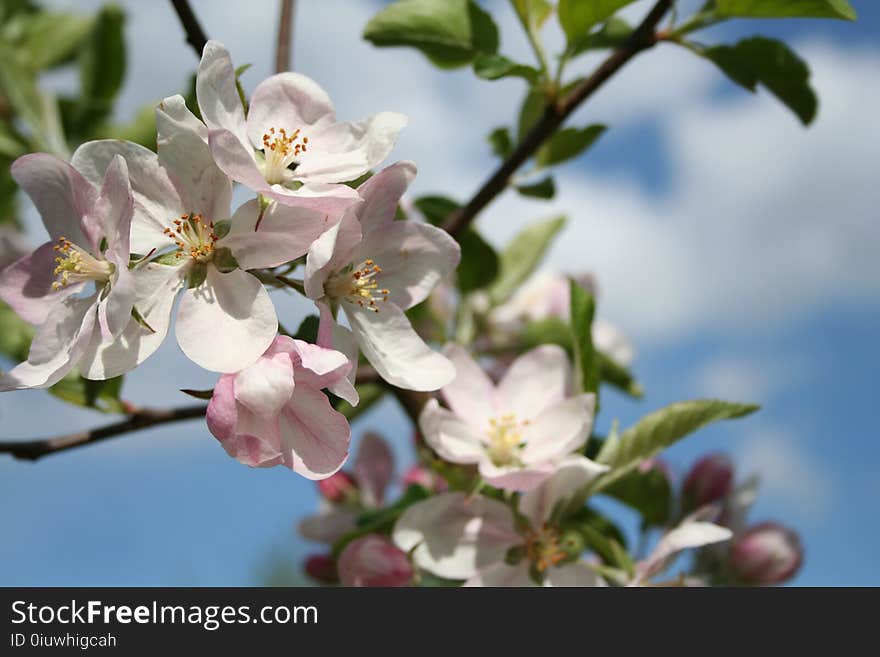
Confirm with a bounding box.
[0,0,877,585]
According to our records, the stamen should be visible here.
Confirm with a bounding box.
[325,259,390,312]
[485,413,525,467]
[260,126,308,184]
[51,237,114,290]
[164,213,217,263]
[523,525,568,575]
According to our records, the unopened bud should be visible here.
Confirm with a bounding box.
[683,453,734,510]
[402,465,448,493]
[317,471,358,504]
[337,534,413,587]
[303,554,337,584]
[728,522,803,585]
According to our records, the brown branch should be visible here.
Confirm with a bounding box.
[442,0,672,237]
[170,0,209,58]
[0,405,207,462]
[274,0,295,73]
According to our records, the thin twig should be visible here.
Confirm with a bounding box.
[442,0,672,237]
[274,0,295,73]
[0,405,207,461]
[170,0,209,58]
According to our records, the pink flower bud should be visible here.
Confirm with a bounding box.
[303,554,337,584]
[683,453,734,510]
[337,534,414,587]
[402,465,448,492]
[317,471,358,504]
[728,522,803,585]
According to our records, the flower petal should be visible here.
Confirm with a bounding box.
[519,394,595,465]
[94,155,134,267]
[354,432,394,508]
[278,384,351,479]
[440,343,498,430]
[519,455,609,527]
[497,344,571,420]
[464,562,534,587]
[234,351,295,419]
[638,521,733,582]
[196,40,250,150]
[246,72,336,149]
[0,242,82,325]
[478,461,557,492]
[157,94,232,223]
[419,398,485,464]
[355,160,416,234]
[207,128,273,195]
[294,112,407,184]
[545,562,606,587]
[353,219,460,310]
[304,212,362,299]
[392,492,519,581]
[176,267,277,373]
[315,303,359,406]
[10,153,96,245]
[347,302,454,391]
[298,502,359,544]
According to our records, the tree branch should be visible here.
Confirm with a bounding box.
[442,0,672,237]
[170,0,209,58]
[275,0,295,73]
[0,405,207,462]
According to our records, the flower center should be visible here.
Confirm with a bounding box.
[164,213,217,263]
[51,237,114,290]
[261,126,308,184]
[485,413,527,467]
[325,259,390,313]
[524,524,567,574]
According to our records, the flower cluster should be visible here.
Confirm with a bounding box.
[0,41,459,478]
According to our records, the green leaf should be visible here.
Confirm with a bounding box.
[516,176,555,199]
[602,466,672,526]
[0,122,26,159]
[535,124,606,167]
[0,43,50,148]
[363,0,499,69]
[49,374,126,414]
[488,215,565,304]
[457,228,499,292]
[414,195,459,226]
[576,521,635,575]
[293,315,320,343]
[570,17,633,56]
[591,400,760,493]
[71,4,125,132]
[332,485,430,557]
[510,0,553,30]
[569,280,599,396]
[0,300,32,362]
[517,87,547,141]
[703,37,817,125]
[19,12,93,70]
[714,0,857,21]
[558,0,638,44]
[473,53,540,82]
[487,126,513,159]
[180,388,214,400]
[598,352,643,398]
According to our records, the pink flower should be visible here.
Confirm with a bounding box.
[298,432,395,544]
[303,553,337,584]
[728,522,803,585]
[206,335,352,479]
[71,96,340,373]
[420,343,605,491]
[0,153,157,388]
[683,453,735,511]
[338,535,413,587]
[305,161,459,391]
[393,456,607,586]
[195,40,402,211]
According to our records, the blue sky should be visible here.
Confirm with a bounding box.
[0,0,877,586]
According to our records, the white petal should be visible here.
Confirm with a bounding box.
[640,521,733,582]
[519,394,595,465]
[419,398,485,464]
[519,455,609,527]
[176,267,277,373]
[545,562,606,587]
[440,343,498,430]
[246,72,336,149]
[234,352,294,418]
[497,344,571,420]
[464,562,535,587]
[196,40,251,150]
[392,492,519,581]
[303,212,362,299]
[356,160,417,234]
[347,302,454,391]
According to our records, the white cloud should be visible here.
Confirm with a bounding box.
[737,426,834,523]
[688,354,809,403]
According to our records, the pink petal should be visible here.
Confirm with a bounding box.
[439,344,498,430]
[246,72,336,150]
[497,344,571,420]
[419,399,485,464]
[356,160,417,234]
[354,432,394,508]
[278,384,351,480]
[519,394,595,465]
[338,534,413,587]
[0,242,82,325]
[196,40,250,150]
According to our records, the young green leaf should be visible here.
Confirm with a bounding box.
[414,195,459,226]
[180,388,215,400]
[510,0,554,31]
[488,215,566,304]
[473,53,540,82]
[557,0,639,44]
[50,373,126,414]
[487,126,513,159]
[703,37,817,125]
[602,466,672,527]
[535,124,606,167]
[714,0,856,21]
[569,280,600,396]
[517,87,548,142]
[570,17,633,56]
[516,176,555,199]
[363,0,499,69]
[457,228,500,292]
[591,399,761,492]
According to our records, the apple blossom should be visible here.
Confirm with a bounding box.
[728,522,803,585]
[683,453,735,511]
[303,553,337,585]
[196,40,403,211]
[420,343,605,491]
[71,95,340,373]
[338,534,413,587]
[205,335,352,479]
[394,455,608,586]
[0,153,163,388]
[304,161,459,391]
[299,432,394,543]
